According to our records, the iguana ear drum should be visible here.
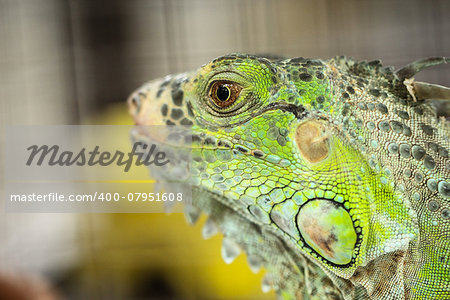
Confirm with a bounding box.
[296,199,357,265]
[295,120,330,163]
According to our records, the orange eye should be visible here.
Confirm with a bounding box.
[209,80,242,109]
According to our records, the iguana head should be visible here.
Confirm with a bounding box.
[128,54,449,298]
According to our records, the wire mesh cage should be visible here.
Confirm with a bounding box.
[0,0,449,299]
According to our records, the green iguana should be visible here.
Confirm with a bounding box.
[127,54,450,299]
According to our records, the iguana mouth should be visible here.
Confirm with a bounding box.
[129,125,193,184]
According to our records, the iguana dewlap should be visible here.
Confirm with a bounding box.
[128,54,450,300]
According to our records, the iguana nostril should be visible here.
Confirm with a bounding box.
[128,93,141,114]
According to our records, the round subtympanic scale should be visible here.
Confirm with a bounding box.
[296,199,357,265]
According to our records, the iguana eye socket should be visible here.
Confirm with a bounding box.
[209,80,242,109]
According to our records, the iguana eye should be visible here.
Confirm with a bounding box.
[209,80,242,109]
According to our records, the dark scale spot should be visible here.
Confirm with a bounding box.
[403,169,412,178]
[223,55,237,60]
[427,179,438,192]
[236,145,249,153]
[316,71,325,79]
[302,61,312,67]
[378,121,390,132]
[186,102,195,117]
[157,79,171,97]
[358,103,368,110]
[309,59,323,66]
[299,67,308,73]
[290,57,306,63]
[421,124,434,136]
[428,200,439,212]
[342,92,349,99]
[279,128,288,136]
[442,209,450,219]
[217,139,232,148]
[342,106,350,116]
[166,120,176,126]
[191,134,202,144]
[396,110,410,120]
[376,103,388,114]
[204,137,216,146]
[253,150,264,158]
[346,86,355,94]
[271,76,277,84]
[180,118,193,126]
[423,155,436,170]
[428,142,439,152]
[299,73,313,82]
[403,125,412,137]
[438,147,448,158]
[160,78,171,88]
[368,59,381,66]
[399,143,411,158]
[156,88,165,98]
[387,143,399,154]
[438,181,450,198]
[390,121,403,134]
[170,108,184,120]
[414,107,424,115]
[411,145,425,160]
[171,79,181,88]
[277,136,287,146]
[267,127,279,140]
[316,96,325,104]
[414,172,423,183]
[161,104,168,116]
[369,89,380,97]
[367,103,375,110]
[171,89,184,106]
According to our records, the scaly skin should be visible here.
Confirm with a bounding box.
[128,54,450,299]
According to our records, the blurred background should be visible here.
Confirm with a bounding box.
[0,0,449,299]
